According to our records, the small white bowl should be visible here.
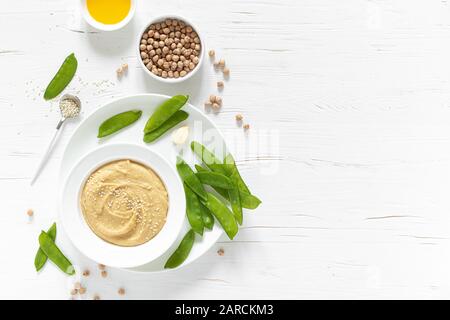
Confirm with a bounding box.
[137,14,205,83]
[81,0,136,32]
[60,143,185,269]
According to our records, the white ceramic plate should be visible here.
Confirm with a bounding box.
[60,143,185,269]
[59,94,227,273]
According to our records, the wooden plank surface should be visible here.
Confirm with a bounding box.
[2,0,450,299]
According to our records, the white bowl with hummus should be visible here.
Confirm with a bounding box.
[60,143,185,269]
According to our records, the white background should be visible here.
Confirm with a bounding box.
[2,0,450,299]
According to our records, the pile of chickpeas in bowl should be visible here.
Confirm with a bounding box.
[138,16,204,82]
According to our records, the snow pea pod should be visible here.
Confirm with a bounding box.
[228,176,243,225]
[144,95,189,133]
[34,223,57,272]
[176,157,207,201]
[164,229,195,269]
[143,110,188,143]
[184,184,204,235]
[44,53,78,100]
[195,171,234,189]
[98,110,142,138]
[224,153,251,194]
[196,164,261,209]
[38,231,75,275]
[202,193,238,240]
[200,201,214,230]
[190,141,224,170]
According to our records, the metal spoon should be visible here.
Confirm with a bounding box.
[31,94,81,185]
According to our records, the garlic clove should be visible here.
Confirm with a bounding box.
[171,126,190,145]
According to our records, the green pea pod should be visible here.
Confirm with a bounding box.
[196,165,232,200]
[196,161,261,209]
[98,110,142,138]
[223,153,251,194]
[44,53,78,100]
[184,184,204,235]
[195,171,234,189]
[176,157,207,201]
[164,229,195,269]
[144,95,189,133]
[34,223,57,272]
[38,231,75,275]
[228,179,243,225]
[190,141,224,170]
[200,202,215,230]
[143,110,189,143]
[202,193,238,240]
[240,191,262,210]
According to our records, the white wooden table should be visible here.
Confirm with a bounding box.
[2,0,450,299]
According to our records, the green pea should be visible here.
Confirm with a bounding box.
[176,157,207,201]
[200,202,214,230]
[143,110,189,143]
[44,53,78,100]
[34,223,57,272]
[38,231,75,275]
[190,141,224,170]
[195,171,234,189]
[98,110,142,138]
[164,229,195,269]
[184,184,204,235]
[202,193,238,240]
[228,177,243,225]
[144,95,189,133]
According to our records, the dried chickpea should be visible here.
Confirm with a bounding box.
[139,18,201,79]
[223,67,230,77]
[79,287,87,295]
[118,288,126,295]
[217,81,224,89]
[235,114,243,121]
[27,209,34,217]
[243,124,250,130]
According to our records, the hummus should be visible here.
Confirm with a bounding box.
[80,159,168,247]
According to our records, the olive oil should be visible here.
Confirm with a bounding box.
[86,0,131,25]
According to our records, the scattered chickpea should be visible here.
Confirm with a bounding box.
[101,270,108,278]
[209,95,217,103]
[212,103,221,110]
[93,294,101,300]
[70,288,78,296]
[26,209,34,217]
[235,114,243,122]
[218,59,226,69]
[223,67,230,77]
[215,96,222,105]
[118,288,126,296]
[243,124,250,130]
[79,287,87,295]
[208,49,215,57]
[82,269,90,277]
[116,63,128,77]
[98,264,106,270]
[204,101,212,108]
[74,282,81,290]
[217,81,224,89]
[213,61,220,69]
[217,248,225,256]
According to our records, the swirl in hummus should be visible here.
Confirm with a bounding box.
[80,159,168,247]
